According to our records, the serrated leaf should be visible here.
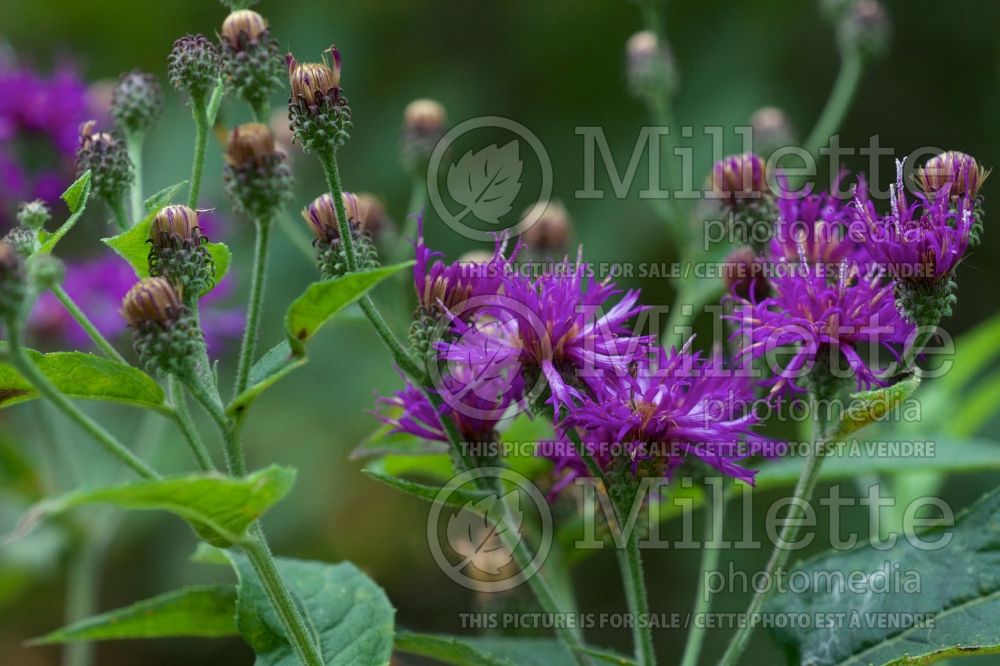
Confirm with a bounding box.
[228,555,394,665]
[834,372,922,438]
[31,585,238,644]
[446,491,521,575]
[102,205,231,295]
[143,181,189,214]
[0,349,166,411]
[228,340,307,416]
[8,466,295,547]
[447,141,523,225]
[768,486,1000,666]
[363,459,491,508]
[393,632,580,666]
[284,262,414,354]
[37,171,92,254]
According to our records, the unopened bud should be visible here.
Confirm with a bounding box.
[222,123,292,220]
[401,99,447,174]
[303,192,379,276]
[286,47,352,153]
[625,30,677,98]
[917,151,989,200]
[122,278,203,376]
[111,70,163,135]
[219,10,283,113]
[838,0,890,59]
[521,201,571,253]
[148,205,214,299]
[221,10,268,50]
[76,120,134,206]
[722,247,770,301]
[708,153,769,202]
[750,107,795,154]
[168,34,221,104]
[16,200,51,231]
[3,226,36,257]
[122,277,183,328]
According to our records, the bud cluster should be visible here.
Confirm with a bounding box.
[76,121,134,207]
[111,70,163,135]
[401,99,447,174]
[148,205,215,300]
[222,123,293,220]
[219,10,284,113]
[287,47,352,153]
[303,192,380,278]
[121,278,204,376]
[168,34,221,105]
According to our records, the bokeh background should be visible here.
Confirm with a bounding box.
[1,0,999,664]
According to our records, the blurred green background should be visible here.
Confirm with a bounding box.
[1,0,999,664]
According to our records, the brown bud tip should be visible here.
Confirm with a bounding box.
[404,99,447,134]
[225,122,277,166]
[626,30,659,63]
[302,192,360,240]
[151,205,200,242]
[288,48,341,106]
[917,151,991,200]
[521,201,571,252]
[221,10,269,50]
[121,277,183,328]
[722,247,769,301]
[709,153,769,201]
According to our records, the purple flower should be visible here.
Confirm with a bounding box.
[770,175,860,266]
[553,342,762,489]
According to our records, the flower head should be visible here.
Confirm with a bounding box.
[121,277,184,328]
[287,49,342,107]
[111,70,163,135]
[76,120,133,205]
[168,34,221,104]
[221,10,269,50]
[916,151,989,200]
[223,123,291,219]
[709,153,769,202]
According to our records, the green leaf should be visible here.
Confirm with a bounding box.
[227,340,307,416]
[767,486,1000,666]
[833,372,922,439]
[31,585,238,644]
[229,555,394,665]
[393,632,579,666]
[363,459,491,508]
[102,205,231,295]
[9,466,295,547]
[143,181,189,214]
[0,349,166,411]
[284,262,414,355]
[37,171,92,254]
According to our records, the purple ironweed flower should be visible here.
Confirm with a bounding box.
[851,165,973,286]
[551,342,762,491]
[730,256,912,394]
[769,175,860,266]
[916,151,990,201]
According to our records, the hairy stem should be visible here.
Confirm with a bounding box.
[252,98,270,125]
[719,393,829,666]
[618,531,655,666]
[802,50,865,162]
[51,285,126,363]
[233,218,271,398]
[7,328,158,480]
[187,102,210,209]
[125,130,145,223]
[168,375,216,472]
[679,480,726,666]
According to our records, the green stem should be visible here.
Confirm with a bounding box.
[718,392,829,666]
[110,196,130,232]
[252,98,270,124]
[243,529,324,666]
[679,482,725,666]
[61,536,100,666]
[125,130,145,223]
[618,532,655,666]
[206,79,225,126]
[187,102,210,209]
[51,285,126,363]
[183,374,246,477]
[399,174,428,248]
[7,329,158,480]
[802,50,865,161]
[168,375,215,472]
[233,217,271,398]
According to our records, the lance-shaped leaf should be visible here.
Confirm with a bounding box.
[228,340,307,416]
[102,205,231,295]
[447,141,523,225]
[229,555,394,665]
[0,349,166,411]
[363,459,492,508]
[768,486,1000,665]
[30,585,238,644]
[833,371,921,439]
[8,466,295,547]
[284,262,413,354]
[36,171,92,254]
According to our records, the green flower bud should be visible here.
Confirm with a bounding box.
[401,99,447,174]
[286,47,352,153]
[625,30,677,98]
[28,254,64,291]
[0,242,27,323]
[121,278,204,376]
[148,205,215,300]
[302,192,379,277]
[16,199,51,231]
[76,120,134,207]
[168,34,221,105]
[837,0,890,59]
[222,123,293,220]
[3,226,37,257]
[111,70,163,135]
[219,10,283,113]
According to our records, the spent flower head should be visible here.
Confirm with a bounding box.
[222,122,292,220]
[111,70,163,135]
[219,10,283,113]
[76,120,133,208]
